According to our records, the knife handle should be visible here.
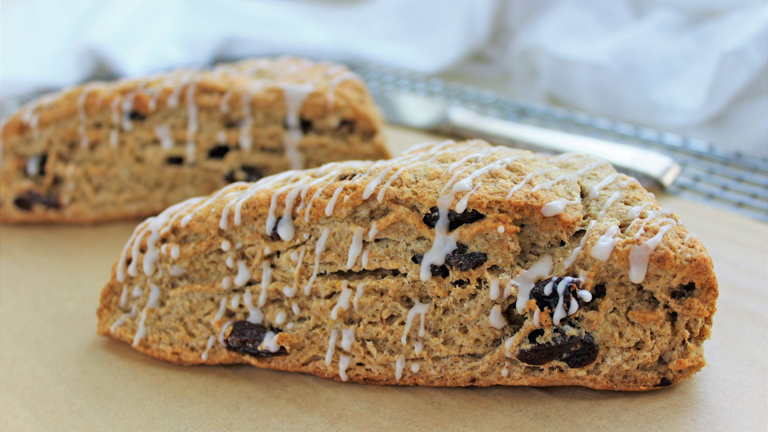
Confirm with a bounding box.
[445,106,680,188]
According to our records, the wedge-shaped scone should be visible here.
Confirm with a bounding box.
[0,57,388,223]
[97,139,717,390]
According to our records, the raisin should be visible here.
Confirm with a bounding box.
[14,190,61,210]
[129,110,146,121]
[451,279,470,287]
[517,328,581,366]
[445,243,487,271]
[411,253,450,278]
[270,217,282,241]
[241,165,263,182]
[225,321,288,357]
[166,156,184,165]
[559,333,598,368]
[224,119,242,129]
[654,377,673,387]
[208,145,230,159]
[530,277,581,314]
[13,196,32,211]
[337,119,355,133]
[300,118,312,134]
[224,170,237,183]
[422,207,485,231]
[671,282,696,300]
[592,284,607,300]
[338,173,357,181]
[559,240,566,247]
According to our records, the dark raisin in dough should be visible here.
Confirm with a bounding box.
[129,110,146,121]
[530,277,581,313]
[224,119,242,129]
[166,156,184,165]
[559,333,598,368]
[208,145,230,159]
[225,321,288,357]
[300,118,312,134]
[411,254,450,278]
[445,243,487,271]
[422,207,485,231]
[223,170,237,183]
[338,173,357,181]
[241,165,263,182]
[516,328,581,366]
[671,282,696,299]
[337,119,355,133]
[654,377,673,387]
[13,195,33,211]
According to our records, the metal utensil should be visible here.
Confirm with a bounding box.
[375,92,681,189]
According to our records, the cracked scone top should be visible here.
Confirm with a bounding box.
[97,139,718,391]
[0,56,388,223]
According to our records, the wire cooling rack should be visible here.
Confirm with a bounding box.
[352,63,768,223]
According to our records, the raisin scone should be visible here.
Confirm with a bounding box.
[97,139,717,391]
[0,57,388,223]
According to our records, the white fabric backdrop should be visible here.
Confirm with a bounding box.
[1,0,765,156]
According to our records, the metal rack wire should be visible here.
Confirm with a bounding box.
[353,63,768,223]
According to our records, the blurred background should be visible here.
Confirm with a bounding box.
[1,0,766,156]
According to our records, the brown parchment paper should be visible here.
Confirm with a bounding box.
[1,127,766,431]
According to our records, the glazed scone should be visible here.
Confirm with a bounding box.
[0,57,388,223]
[97,139,717,391]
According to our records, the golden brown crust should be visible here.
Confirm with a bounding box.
[96,139,717,390]
[1,57,389,224]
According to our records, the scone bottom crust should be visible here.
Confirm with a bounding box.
[97,140,718,391]
[0,57,388,223]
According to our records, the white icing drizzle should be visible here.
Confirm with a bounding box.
[552,278,572,325]
[283,285,298,298]
[541,197,581,217]
[591,225,620,261]
[168,265,186,276]
[222,276,232,290]
[119,287,129,308]
[326,183,347,216]
[532,161,607,192]
[212,298,227,323]
[353,283,364,311]
[598,191,622,218]
[25,155,42,177]
[220,90,232,112]
[489,279,500,300]
[293,247,306,277]
[226,257,234,268]
[498,225,505,233]
[304,227,330,295]
[533,307,541,327]
[414,342,423,355]
[325,329,338,366]
[259,262,271,306]
[361,250,369,268]
[346,227,365,269]
[121,92,137,132]
[221,240,231,251]
[339,355,351,382]
[501,361,510,377]
[395,355,406,381]
[341,327,355,352]
[489,305,507,329]
[110,305,137,333]
[264,246,271,255]
[402,300,429,345]
[507,168,557,198]
[629,223,676,283]
[411,363,420,373]
[331,281,353,319]
[201,335,216,361]
[588,173,620,199]
[238,91,254,151]
[275,311,287,325]
[627,203,650,220]
[292,303,300,315]
[259,331,282,352]
[110,96,121,146]
[243,289,264,324]
[170,244,180,259]
[563,220,597,270]
[109,130,118,147]
[76,84,100,147]
[234,260,251,287]
[506,256,554,313]
[368,222,379,241]
[230,294,241,309]
[279,83,314,170]
[218,320,234,347]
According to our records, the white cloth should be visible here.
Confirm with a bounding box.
[482,0,768,156]
[1,0,766,156]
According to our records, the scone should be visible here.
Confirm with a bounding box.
[0,57,388,223]
[97,139,717,391]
